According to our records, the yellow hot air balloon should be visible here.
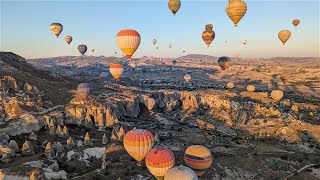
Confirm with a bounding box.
[278,30,291,45]
[109,63,124,80]
[123,128,154,166]
[50,23,63,38]
[202,24,215,47]
[242,40,247,45]
[64,35,72,44]
[292,19,300,27]
[271,90,284,103]
[184,74,191,83]
[116,29,141,60]
[146,147,175,180]
[227,82,234,89]
[184,145,213,176]
[164,166,198,180]
[218,57,231,70]
[226,0,247,26]
[168,0,181,15]
[247,85,255,92]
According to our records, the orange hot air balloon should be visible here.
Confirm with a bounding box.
[116,29,141,60]
[278,30,291,45]
[202,24,215,47]
[184,145,212,176]
[226,0,247,27]
[146,147,175,179]
[109,63,124,80]
[247,85,255,92]
[280,74,289,84]
[292,19,300,27]
[123,128,154,166]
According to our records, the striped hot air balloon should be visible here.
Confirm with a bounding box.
[109,63,124,80]
[202,24,215,47]
[280,74,289,84]
[146,147,175,179]
[184,145,213,176]
[164,166,198,180]
[116,29,141,60]
[123,128,154,166]
[77,83,92,99]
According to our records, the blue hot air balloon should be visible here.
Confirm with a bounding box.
[78,44,88,55]
[77,83,92,99]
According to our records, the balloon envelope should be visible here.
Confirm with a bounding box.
[164,166,198,180]
[146,147,175,179]
[109,63,124,80]
[271,90,284,102]
[64,35,72,44]
[292,19,300,27]
[50,23,63,38]
[78,44,88,55]
[218,57,231,70]
[184,74,191,83]
[278,30,291,45]
[77,83,92,99]
[116,29,141,60]
[152,39,157,45]
[123,128,154,166]
[226,0,247,26]
[227,82,234,89]
[168,0,181,15]
[247,85,255,92]
[184,145,212,176]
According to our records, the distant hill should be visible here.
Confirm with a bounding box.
[0,52,78,104]
[178,54,216,59]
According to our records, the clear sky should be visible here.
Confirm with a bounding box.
[1,0,319,58]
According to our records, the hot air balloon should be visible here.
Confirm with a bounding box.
[280,74,289,84]
[184,145,212,176]
[202,24,215,47]
[100,72,108,78]
[123,128,154,166]
[184,74,191,83]
[65,35,72,44]
[91,49,95,52]
[172,60,177,66]
[116,29,141,60]
[152,39,157,45]
[77,83,92,99]
[114,52,117,55]
[50,23,63,38]
[129,62,137,71]
[168,0,181,15]
[227,82,234,89]
[278,30,291,45]
[156,47,159,50]
[218,57,231,70]
[271,90,284,103]
[109,63,124,80]
[169,44,172,48]
[242,40,247,45]
[146,147,175,180]
[183,50,186,53]
[247,85,255,92]
[164,166,198,180]
[292,19,300,27]
[78,44,87,55]
[235,52,240,58]
[226,0,247,26]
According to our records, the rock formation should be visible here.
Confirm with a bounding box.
[8,140,19,153]
[102,133,108,145]
[84,132,93,146]
[66,137,75,150]
[56,125,63,137]
[21,140,34,156]
[45,142,55,159]
[62,125,69,138]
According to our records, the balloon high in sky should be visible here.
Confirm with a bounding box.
[1,1,318,58]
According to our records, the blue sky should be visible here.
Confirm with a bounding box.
[1,0,319,58]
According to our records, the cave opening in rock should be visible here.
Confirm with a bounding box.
[90,115,95,126]
[138,102,150,117]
